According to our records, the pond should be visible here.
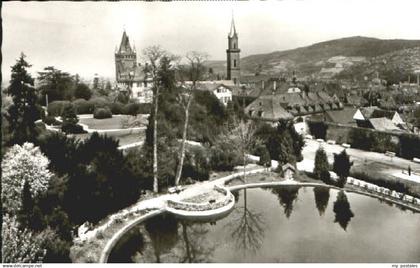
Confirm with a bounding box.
[108,186,420,263]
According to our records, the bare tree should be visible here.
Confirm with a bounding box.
[142,45,173,193]
[228,189,265,255]
[228,118,260,182]
[174,51,208,186]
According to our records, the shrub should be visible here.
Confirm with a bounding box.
[181,147,211,181]
[109,102,125,115]
[93,107,112,119]
[42,115,61,126]
[89,97,108,109]
[47,101,70,116]
[123,103,141,116]
[73,99,94,114]
[61,124,86,134]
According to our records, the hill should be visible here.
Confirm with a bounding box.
[205,36,420,80]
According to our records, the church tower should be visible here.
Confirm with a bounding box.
[115,30,137,83]
[226,15,240,85]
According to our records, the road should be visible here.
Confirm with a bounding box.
[298,138,420,184]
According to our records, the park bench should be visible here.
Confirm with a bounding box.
[316,139,324,143]
[342,143,351,148]
[327,140,336,145]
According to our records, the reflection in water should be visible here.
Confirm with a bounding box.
[109,187,420,263]
[141,214,179,262]
[333,190,355,231]
[178,222,214,263]
[228,189,266,256]
[313,187,330,216]
[272,186,300,218]
[108,228,145,263]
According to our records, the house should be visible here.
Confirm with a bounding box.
[353,106,395,128]
[282,163,296,180]
[114,31,153,103]
[244,95,293,122]
[324,107,358,126]
[193,82,233,106]
[368,117,401,132]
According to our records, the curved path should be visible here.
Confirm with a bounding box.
[97,175,420,263]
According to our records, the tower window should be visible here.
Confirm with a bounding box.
[234,59,237,67]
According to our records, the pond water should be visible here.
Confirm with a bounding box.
[108,186,420,263]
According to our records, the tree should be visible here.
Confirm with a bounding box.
[313,146,330,183]
[174,51,208,186]
[6,53,41,145]
[143,46,176,192]
[313,187,330,216]
[272,186,300,218]
[61,103,81,134]
[37,66,74,103]
[1,214,46,263]
[333,190,354,231]
[74,82,92,100]
[333,150,353,187]
[2,143,52,214]
[228,118,260,182]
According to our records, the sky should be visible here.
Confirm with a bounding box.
[3,0,420,83]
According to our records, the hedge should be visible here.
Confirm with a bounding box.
[47,101,71,116]
[73,99,94,114]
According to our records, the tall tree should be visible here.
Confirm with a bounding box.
[174,51,208,186]
[333,150,353,187]
[37,66,74,103]
[143,46,176,192]
[6,53,41,145]
[313,146,330,183]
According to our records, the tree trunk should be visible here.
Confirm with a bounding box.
[153,86,159,193]
[175,97,192,186]
[243,152,246,183]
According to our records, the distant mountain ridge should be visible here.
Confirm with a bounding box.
[205,36,420,80]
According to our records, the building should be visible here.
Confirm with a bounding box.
[181,81,234,106]
[244,95,293,122]
[226,16,240,86]
[115,30,153,103]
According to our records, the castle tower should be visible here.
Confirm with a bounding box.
[115,30,137,83]
[226,14,240,85]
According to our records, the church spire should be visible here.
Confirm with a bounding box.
[229,11,237,38]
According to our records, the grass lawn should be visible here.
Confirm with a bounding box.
[71,130,145,147]
[352,162,420,198]
[79,115,148,130]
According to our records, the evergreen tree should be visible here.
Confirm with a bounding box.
[18,180,34,228]
[6,53,41,145]
[313,146,330,183]
[61,104,80,134]
[333,150,353,187]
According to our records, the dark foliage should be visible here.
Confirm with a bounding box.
[74,83,92,100]
[93,107,112,119]
[333,191,354,231]
[307,120,328,140]
[6,53,42,145]
[333,150,353,187]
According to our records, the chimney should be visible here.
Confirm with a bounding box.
[273,80,277,91]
